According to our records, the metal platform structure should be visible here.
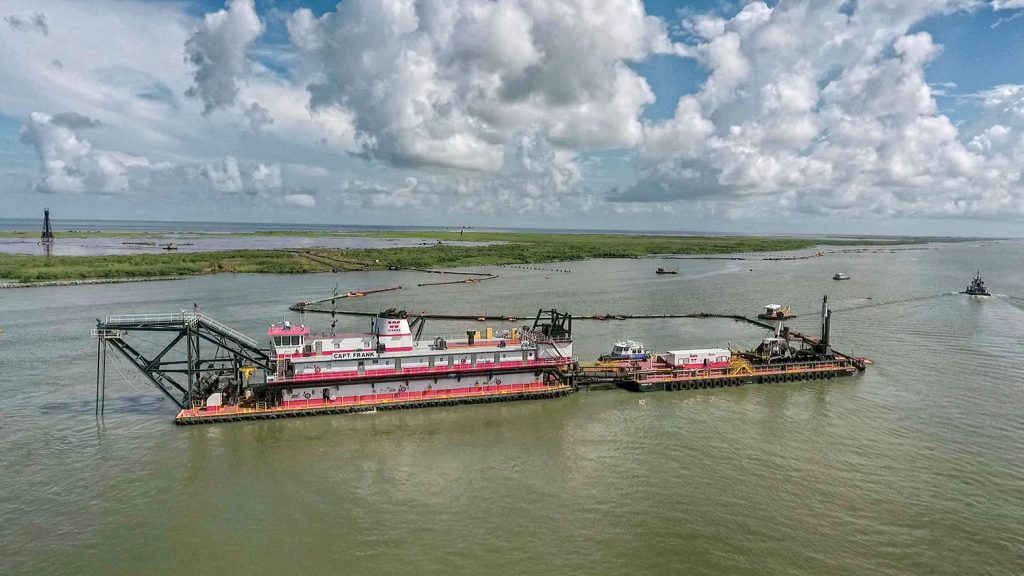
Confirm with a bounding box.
[91,312,273,413]
[41,208,54,244]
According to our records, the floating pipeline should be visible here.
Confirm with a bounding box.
[288,307,781,330]
[497,264,572,273]
[293,285,402,308]
[416,275,498,287]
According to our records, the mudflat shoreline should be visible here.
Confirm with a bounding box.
[0,276,187,289]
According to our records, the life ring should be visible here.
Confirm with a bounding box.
[314,366,321,374]
[303,391,311,399]
[461,358,468,365]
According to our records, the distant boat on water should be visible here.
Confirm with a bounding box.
[832,273,851,280]
[656,267,678,275]
[962,271,990,296]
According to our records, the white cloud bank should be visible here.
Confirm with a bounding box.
[20,111,282,196]
[185,0,265,113]
[616,0,1024,218]
[287,0,680,172]
[5,0,1024,226]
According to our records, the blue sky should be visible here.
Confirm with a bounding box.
[2,0,1024,235]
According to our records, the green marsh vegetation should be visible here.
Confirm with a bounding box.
[0,230,925,283]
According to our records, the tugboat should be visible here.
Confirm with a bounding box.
[832,273,851,280]
[656,267,678,275]
[599,339,651,361]
[962,272,991,296]
[757,304,794,320]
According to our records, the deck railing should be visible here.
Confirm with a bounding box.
[99,312,259,349]
[269,355,577,384]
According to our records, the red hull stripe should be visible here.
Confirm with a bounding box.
[281,382,552,407]
[177,383,570,421]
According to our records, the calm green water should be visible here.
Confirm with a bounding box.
[1,242,1022,575]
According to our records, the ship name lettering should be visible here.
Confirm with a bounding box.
[333,351,375,359]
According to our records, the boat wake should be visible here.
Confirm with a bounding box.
[828,292,955,314]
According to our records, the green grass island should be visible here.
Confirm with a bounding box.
[0,230,922,284]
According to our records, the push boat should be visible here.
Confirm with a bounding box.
[598,339,651,361]
[174,309,575,423]
[589,296,864,393]
[962,272,991,296]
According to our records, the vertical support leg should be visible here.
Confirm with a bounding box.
[101,340,107,414]
[95,337,101,415]
[187,329,193,409]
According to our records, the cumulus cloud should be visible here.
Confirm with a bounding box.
[242,101,273,132]
[20,111,282,196]
[618,0,1024,218]
[341,177,441,210]
[7,0,1024,227]
[283,193,315,207]
[4,12,48,35]
[338,132,588,214]
[288,0,678,172]
[19,111,140,193]
[50,111,104,129]
[185,0,264,113]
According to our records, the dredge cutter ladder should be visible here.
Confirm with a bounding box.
[91,312,273,414]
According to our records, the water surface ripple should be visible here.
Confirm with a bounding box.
[0,240,1022,575]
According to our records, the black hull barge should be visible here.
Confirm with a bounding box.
[576,296,865,392]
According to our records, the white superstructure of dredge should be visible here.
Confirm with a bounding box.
[176,308,575,421]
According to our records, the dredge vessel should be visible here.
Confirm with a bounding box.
[581,296,863,392]
[91,297,865,424]
[170,309,574,423]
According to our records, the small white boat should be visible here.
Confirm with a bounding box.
[832,273,851,280]
[757,304,794,320]
[599,339,651,361]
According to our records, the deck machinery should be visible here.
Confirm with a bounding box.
[577,296,864,392]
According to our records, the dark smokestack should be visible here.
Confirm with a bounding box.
[466,330,475,346]
[820,295,828,337]
[823,310,832,352]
